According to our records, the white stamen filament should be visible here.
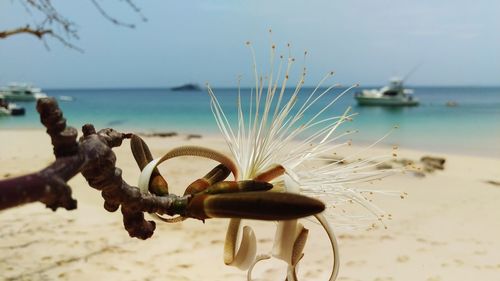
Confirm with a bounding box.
[207,41,395,280]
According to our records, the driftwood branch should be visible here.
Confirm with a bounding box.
[0,98,81,211]
[0,98,183,238]
[0,98,325,240]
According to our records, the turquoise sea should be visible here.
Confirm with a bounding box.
[1,86,499,157]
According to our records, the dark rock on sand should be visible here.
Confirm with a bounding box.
[485,180,500,187]
[140,132,178,138]
[421,156,446,171]
[186,134,202,140]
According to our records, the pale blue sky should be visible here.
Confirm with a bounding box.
[0,0,498,88]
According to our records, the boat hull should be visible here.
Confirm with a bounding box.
[355,96,419,106]
[2,94,37,101]
[0,108,10,116]
[9,107,26,116]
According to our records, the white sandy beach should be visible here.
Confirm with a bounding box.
[1,129,499,281]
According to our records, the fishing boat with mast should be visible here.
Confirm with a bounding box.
[354,77,419,106]
[354,66,420,106]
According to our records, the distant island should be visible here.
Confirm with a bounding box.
[170,83,202,91]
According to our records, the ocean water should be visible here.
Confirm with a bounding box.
[1,86,499,157]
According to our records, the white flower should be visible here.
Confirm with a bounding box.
[207,41,396,280]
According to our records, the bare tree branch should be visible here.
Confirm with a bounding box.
[90,0,136,28]
[0,25,53,39]
[0,25,83,51]
[1,0,146,49]
[121,0,148,22]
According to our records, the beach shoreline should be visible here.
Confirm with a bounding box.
[1,127,498,159]
[1,129,500,280]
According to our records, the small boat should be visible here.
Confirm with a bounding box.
[0,94,25,116]
[354,78,419,106]
[0,83,48,102]
[170,83,202,91]
[58,95,75,102]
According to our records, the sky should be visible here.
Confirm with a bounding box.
[0,0,499,88]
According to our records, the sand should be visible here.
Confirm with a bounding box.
[1,129,500,281]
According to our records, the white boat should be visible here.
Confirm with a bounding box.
[0,83,48,101]
[354,78,419,106]
[0,94,25,116]
[58,95,75,102]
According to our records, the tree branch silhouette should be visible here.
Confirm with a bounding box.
[1,0,146,49]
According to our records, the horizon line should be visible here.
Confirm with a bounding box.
[42,84,500,91]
